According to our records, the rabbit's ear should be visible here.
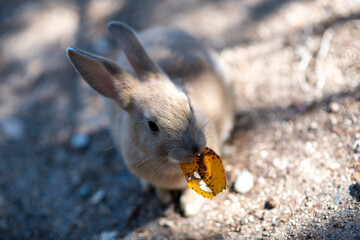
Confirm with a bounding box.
[107,21,163,80]
[66,46,138,108]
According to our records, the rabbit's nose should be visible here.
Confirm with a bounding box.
[191,144,200,155]
[191,144,204,155]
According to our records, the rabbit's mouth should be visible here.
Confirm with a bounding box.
[168,153,197,164]
[167,143,205,164]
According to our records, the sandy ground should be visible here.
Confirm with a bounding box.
[0,0,360,239]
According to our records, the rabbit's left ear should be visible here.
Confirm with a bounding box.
[107,21,164,81]
[66,46,139,109]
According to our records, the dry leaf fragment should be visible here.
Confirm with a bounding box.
[353,172,360,181]
[180,147,226,199]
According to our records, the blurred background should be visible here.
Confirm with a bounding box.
[0,0,360,239]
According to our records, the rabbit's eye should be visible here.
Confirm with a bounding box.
[147,120,160,132]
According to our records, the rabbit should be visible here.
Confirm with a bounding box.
[66,21,234,216]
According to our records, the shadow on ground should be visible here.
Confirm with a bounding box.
[1,0,360,239]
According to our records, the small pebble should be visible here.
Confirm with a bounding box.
[159,218,174,228]
[329,115,338,125]
[70,134,90,150]
[272,158,287,170]
[260,150,269,158]
[333,194,341,204]
[203,204,210,211]
[1,117,24,141]
[355,222,360,229]
[354,143,360,154]
[305,201,313,208]
[264,198,278,210]
[78,186,91,198]
[263,225,270,231]
[309,121,319,130]
[225,165,232,172]
[100,230,118,240]
[355,181,360,191]
[304,142,315,155]
[329,102,340,113]
[344,225,351,230]
[90,189,106,204]
[329,162,340,170]
[234,170,254,194]
[353,172,360,181]
[258,177,265,185]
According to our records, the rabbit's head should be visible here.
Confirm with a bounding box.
[66,22,206,164]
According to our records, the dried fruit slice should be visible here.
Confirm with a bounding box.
[180,147,226,199]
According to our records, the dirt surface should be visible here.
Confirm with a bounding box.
[1,0,360,239]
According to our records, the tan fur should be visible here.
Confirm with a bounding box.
[67,22,234,214]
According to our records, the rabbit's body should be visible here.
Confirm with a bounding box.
[67,22,234,215]
[105,28,234,189]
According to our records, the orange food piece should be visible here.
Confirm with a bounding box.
[180,147,226,199]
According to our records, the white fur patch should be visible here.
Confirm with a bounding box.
[143,110,152,119]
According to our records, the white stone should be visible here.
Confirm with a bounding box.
[159,218,174,228]
[258,177,265,185]
[309,122,319,130]
[272,158,287,170]
[203,204,210,211]
[224,199,230,206]
[70,133,90,150]
[100,230,118,240]
[260,150,269,158]
[304,142,315,155]
[90,189,106,204]
[234,170,254,194]
[329,102,340,113]
[329,162,341,170]
[1,117,24,141]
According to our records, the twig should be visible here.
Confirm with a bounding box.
[298,36,315,73]
[315,28,335,90]
[298,50,313,72]
[329,162,360,171]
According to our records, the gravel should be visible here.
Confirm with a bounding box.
[1,0,360,239]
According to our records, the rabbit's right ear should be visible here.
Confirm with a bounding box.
[107,21,164,80]
[66,47,139,108]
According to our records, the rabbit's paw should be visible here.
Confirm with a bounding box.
[180,188,206,217]
[155,187,172,204]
